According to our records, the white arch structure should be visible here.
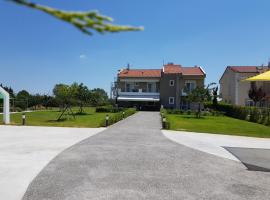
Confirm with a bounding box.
[0,86,10,124]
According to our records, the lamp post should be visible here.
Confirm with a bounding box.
[162,117,166,129]
[106,114,109,127]
[22,112,26,125]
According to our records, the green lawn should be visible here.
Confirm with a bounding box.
[166,114,270,138]
[0,107,118,128]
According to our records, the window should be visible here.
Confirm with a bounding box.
[135,82,139,86]
[147,83,153,93]
[170,80,175,86]
[126,83,131,92]
[169,97,175,105]
[185,81,196,93]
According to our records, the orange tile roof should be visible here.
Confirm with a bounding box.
[163,64,182,74]
[228,66,270,73]
[118,69,161,78]
[229,66,260,73]
[163,64,205,75]
[118,64,205,78]
[181,67,205,75]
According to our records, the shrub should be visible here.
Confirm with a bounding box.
[96,105,124,113]
[160,112,170,129]
[205,102,270,126]
[186,110,192,115]
[166,109,184,115]
[99,108,136,127]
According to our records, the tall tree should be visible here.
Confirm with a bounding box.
[212,86,219,108]
[71,82,90,114]
[186,83,215,118]
[7,0,143,35]
[16,90,30,110]
[90,88,108,106]
[53,84,76,120]
[53,84,73,108]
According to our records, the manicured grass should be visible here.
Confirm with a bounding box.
[166,114,270,138]
[0,107,118,128]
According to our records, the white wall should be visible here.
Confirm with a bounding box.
[0,87,10,124]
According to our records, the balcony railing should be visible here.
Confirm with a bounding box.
[118,89,160,96]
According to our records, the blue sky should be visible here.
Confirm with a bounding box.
[1,0,270,95]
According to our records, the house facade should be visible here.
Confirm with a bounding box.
[113,63,206,110]
[219,66,270,106]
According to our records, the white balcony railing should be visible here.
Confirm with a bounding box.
[118,91,160,96]
[118,89,159,96]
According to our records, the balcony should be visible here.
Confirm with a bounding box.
[117,89,160,102]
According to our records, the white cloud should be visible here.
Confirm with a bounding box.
[79,54,87,59]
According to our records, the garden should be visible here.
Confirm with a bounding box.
[0,106,135,128]
[161,109,270,138]
[0,83,136,127]
[161,83,270,138]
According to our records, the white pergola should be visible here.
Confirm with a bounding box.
[0,86,10,124]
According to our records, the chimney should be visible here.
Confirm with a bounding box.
[127,63,130,70]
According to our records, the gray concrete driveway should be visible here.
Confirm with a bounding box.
[23,112,270,200]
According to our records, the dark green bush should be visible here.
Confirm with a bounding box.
[166,109,184,115]
[205,102,270,126]
[96,105,124,113]
[160,113,170,129]
[186,110,192,115]
[99,108,136,127]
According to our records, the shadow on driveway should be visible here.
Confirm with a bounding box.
[224,147,270,172]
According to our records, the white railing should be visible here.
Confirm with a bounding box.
[118,91,160,96]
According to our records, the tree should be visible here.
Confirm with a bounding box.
[212,86,219,108]
[90,88,108,106]
[248,83,266,106]
[16,90,30,110]
[71,82,90,114]
[53,84,76,120]
[29,94,43,109]
[41,95,55,109]
[53,84,73,108]
[7,0,143,35]
[186,83,215,118]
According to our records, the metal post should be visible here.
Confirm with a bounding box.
[22,113,26,125]
[106,114,109,127]
[162,117,166,129]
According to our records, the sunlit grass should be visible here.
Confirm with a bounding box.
[166,114,270,138]
[0,107,116,128]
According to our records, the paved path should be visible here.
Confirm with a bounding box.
[0,126,105,200]
[163,130,270,161]
[23,112,270,200]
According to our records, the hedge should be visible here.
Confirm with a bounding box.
[96,105,124,113]
[160,109,170,129]
[205,103,270,126]
[99,108,136,127]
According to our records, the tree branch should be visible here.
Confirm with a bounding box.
[8,0,143,35]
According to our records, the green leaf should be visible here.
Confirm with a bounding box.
[8,0,144,35]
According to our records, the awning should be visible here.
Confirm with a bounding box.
[244,70,270,81]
